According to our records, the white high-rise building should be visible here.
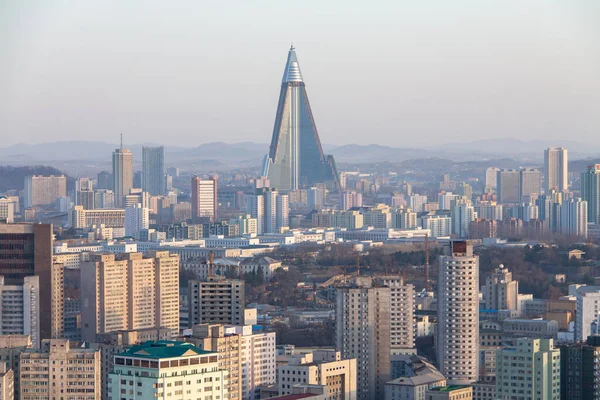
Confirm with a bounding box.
[575,286,600,341]
[485,167,500,189]
[437,240,479,385]
[246,189,288,234]
[0,276,40,348]
[191,176,218,222]
[392,209,418,229]
[377,275,415,352]
[560,198,588,238]
[474,201,503,221]
[224,325,276,400]
[125,204,150,238]
[451,198,476,238]
[438,192,459,210]
[421,214,452,237]
[544,147,568,194]
[410,195,428,213]
[112,146,133,208]
[519,168,542,202]
[246,194,265,234]
[24,175,67,207]
[336,276,391,400]
[341,191,363,210]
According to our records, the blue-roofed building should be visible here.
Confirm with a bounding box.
[108,341,228,400]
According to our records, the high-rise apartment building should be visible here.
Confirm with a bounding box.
[262,46,340,191]
[560,335,600,400]
[421,214,452,237]
[188,276,245,327]
[228,215,258,236]
[124,204,150,238]
[474,201,503,221]
[191,176,218,222]
[81,251,180,341]
[483,265,518,311]
[112,146,133,208]
[544,147,568,193]
[97,170,112,190]
[185,324,242,400]
[438,192,459,210]
[0,224,53,340]
[246,189,289,234]
[410,194,428,213]
[560,198,588,238]
[497,170,520,204]
[24,175,67,207]
[336,276,391,400]
[224,325,276,400]
[485,167,500,190]
[20,339,100,400]
[495,338,560,400]
[307,186,326,210]
[575,286,600,341]
[0,276,40,347]
[108,341,228,400]
[451,197,476,238]
[392,209,418,230]
[437,240,479,385]
[142,146,165,195]
[377,275,415,352]
[341,191,363,210]
[519,168,542,202]
[581,164,600,224]
[278,350,357,398]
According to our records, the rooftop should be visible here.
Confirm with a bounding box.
[429,385,471,392]
[119,341,213,359]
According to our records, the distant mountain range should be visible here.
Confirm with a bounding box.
[0,138,597,167]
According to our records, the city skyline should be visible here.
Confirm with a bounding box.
[2,2,599,147]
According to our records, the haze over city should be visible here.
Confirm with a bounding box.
[2,1,599,147]
[3,3,600,400]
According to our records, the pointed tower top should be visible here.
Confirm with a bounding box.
[282,45,303,83]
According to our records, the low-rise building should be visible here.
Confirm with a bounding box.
[425,385,473,400]
[385,355,445,400]
[278,350,356,398]
[502,318,558,339]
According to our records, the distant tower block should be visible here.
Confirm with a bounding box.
[262,46,341,192]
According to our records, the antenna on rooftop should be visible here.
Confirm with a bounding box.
[120,133,123,150]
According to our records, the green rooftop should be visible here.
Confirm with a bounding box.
[119,341,213,359]
[429,385,471,392]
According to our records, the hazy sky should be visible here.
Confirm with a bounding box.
[1,1,599,148]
